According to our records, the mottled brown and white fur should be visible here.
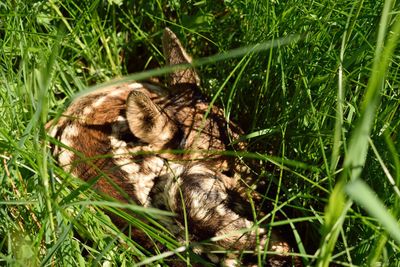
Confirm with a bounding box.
[47,28,290,266]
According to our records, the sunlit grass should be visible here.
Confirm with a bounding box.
[1,0,400,266]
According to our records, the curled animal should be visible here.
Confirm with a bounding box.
[47,28,291,266]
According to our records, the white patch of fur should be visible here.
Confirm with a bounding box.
[109,134,170,206]
[92,95,107,108]
[109,135,140,173]
[58,124,80,168]
[114,157,140,174]
[63,124,80,138]
[270,241,290,253]
[142,156,165,174]
[134,172,157,206]
[159,130,174,143]
[189,191,208,220]
[201,177,221,192]
[47,125,61,156]
[82,106,93,116]
[245,219,253,229]
[258,228,266,235]
[116,116,126,122]
[139,158,166,201]
[221,258,238,267]
[127,83,144,90]
[215,204,229,217]
[82,87,130,115]
[109,87,129,97]
[47,125,58,138]
[58,148,74,170]
[109,135,128,155]
[190,198,201,212]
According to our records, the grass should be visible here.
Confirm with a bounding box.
[1,0,400,266]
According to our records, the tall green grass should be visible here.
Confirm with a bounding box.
[1,0,400,266]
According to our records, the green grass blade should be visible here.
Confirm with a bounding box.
[317,1,400,265]
[345,179,400,244]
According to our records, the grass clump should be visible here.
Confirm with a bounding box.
[1,0,400,266]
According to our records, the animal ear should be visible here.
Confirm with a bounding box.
[126,90,177,146]
[162,28,200,87]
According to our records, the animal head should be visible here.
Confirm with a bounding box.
[48,28,245,171]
